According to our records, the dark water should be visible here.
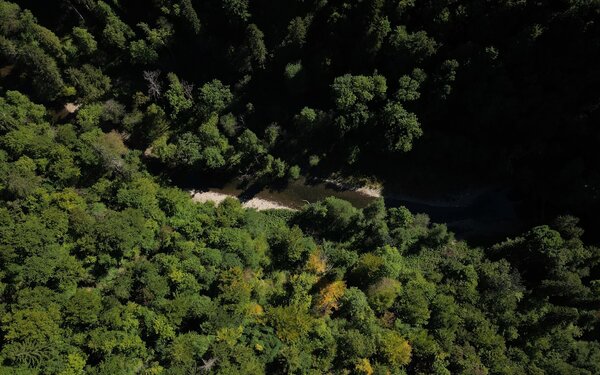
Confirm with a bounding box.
[385,191,524,243]
[188,177,524,243]
[200,178,377,209]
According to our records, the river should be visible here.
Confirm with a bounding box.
[185,176,524,244]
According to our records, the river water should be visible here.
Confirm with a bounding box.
[198,178,376,209]
[187,177,524,244]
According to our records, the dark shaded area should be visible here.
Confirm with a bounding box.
[10,0,597,243]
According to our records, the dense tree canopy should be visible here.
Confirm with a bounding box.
[1,0,599,374]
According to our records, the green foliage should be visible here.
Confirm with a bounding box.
[141,103,170,145]
[284,61,302,80]
[378,330,412,367]
[165,73,193,118]
[97,1,134,49]
[65,289,102,326]
[76,103,104,131]
[332,73,387,113]
[18,45,65,100]
[66,65,111,102]
[0,2,599,374]
[381,101,422,152]
[367,277,402,312]
[327,72,423,158]
[170,332,211,366]
[186,114,232,170]
[130,20,173,64]
[223,0,250,21]
[0,90,46,131]
[288,165,300,180]
[129,39,158,64]
[268,304,314,343]
[180,0,201,34]
[285,17,309,46]
[71,27,98,56]
[242,24,267,72]
[296,197,363,242]
[389,25,438,63]
[4,156,41,198]
[198,79,233,119]
[171,132,201,166]
[396,69,426,102]
[0,115,597,373]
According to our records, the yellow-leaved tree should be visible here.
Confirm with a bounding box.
[379,330,412,367]
[315,280,346,315]
[306,248,328,275]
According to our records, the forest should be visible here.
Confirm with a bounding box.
[0,0,600,374]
